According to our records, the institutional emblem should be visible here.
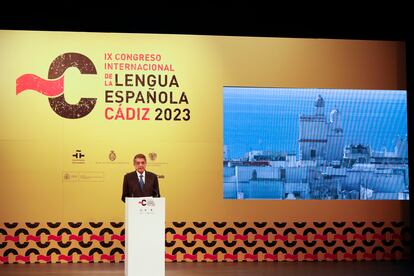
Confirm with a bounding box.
[149,152,157,161]
[109,150,117,161]
[72,149,86,164]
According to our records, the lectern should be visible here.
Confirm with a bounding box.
[125,197,165,276]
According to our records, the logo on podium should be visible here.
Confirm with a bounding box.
[138,199,156,207]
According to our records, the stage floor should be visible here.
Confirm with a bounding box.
[0,261,413,275]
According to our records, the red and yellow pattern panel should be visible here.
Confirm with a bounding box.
[0,221,410,264]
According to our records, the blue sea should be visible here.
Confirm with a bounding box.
[223,87,408,159]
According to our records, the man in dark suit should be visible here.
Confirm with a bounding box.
[121,153,161,202]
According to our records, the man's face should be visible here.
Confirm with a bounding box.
[134,158,146,174]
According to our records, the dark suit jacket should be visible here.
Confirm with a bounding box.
[121,170,160,202]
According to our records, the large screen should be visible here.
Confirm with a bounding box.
[224,87,409,200]
[0,30,407,222]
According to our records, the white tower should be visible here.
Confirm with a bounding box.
[327,109,344,162]
[329,109,342,129]
[298,95,328,161]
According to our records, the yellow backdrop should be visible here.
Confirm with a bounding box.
[0,30,407,222]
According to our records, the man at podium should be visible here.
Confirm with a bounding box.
[121,153,161,202]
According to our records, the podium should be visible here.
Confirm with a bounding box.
[125,197,165,276]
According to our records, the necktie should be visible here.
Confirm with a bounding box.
[139,174,144,191]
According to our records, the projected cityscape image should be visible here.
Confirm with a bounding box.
[223,87,409,200]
